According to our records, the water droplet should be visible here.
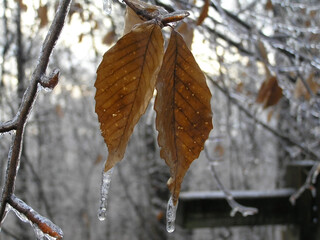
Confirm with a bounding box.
[166,196,178,233]
[112,113,117,117]
[98,207,107,221]
[102,0,112,14]
[191,93,195,96]
[196,111,200,114]
[98,167,114,221]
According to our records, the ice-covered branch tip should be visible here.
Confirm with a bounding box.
[290,162,320,205]
[0,0,72,230]
[39,69,60,91]
[204,143,258,217]
[8,195,63,240]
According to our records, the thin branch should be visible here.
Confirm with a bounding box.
[8,195,63,240]
[0,0,72,227]
[290,162,320,205]
[0,119,18,132]
[204,143,258,217]
[207,75,320,161]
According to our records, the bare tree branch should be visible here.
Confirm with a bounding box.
[8,194,63,240]
[0,0,72,236]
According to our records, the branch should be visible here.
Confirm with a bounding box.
[8,195,63,240]
[204,142,258,217]
[290,162,320,205]
[206,75,320,161]
[0,0,72,229]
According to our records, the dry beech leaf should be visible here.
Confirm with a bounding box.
[16,0,27,11]
[256,76,283,108]
[102,30,117,45]
[265,0,273,11]
[294,72,319,100]
[123,7,145,35]
[197,0,209,25]
[123,0,167,35]
[38,5,48,28]
[155,30,213,205]
[176,21,194,50]
[95,22,164,172]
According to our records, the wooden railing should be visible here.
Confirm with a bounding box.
[177,161,320,240]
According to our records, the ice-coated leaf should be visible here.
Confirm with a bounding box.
[154,30,213,205]
[95,22,164,172]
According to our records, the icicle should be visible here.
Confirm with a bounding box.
[102,0,112,15]
[98,167,114,221]
[166,195,178,233]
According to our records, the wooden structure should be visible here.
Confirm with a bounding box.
[176,161,320,240]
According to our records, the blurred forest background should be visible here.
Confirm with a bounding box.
[0,0,320,239]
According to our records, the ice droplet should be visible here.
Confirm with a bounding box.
[102,0,112,14]
[166,195,178,233]
[98,167,114,221]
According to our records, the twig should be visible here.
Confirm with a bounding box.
[0,0,72,234]
[204,143,258,217]
[8,195,63,240]
[290,162,320,205]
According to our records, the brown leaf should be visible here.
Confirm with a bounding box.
[197,0,209,25]
[265,0,273,11]
[154,30,213,205]
[95,22,164,172]
[176,21,194,50]
[256,76,283,108]
[123,0,167,35]
[102,30,117,45]
[16,0,27,11]
[294,72,319,100]
[38,5,48,28]
[123,7,145,35]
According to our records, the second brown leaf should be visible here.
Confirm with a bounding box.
[154,30,213,205]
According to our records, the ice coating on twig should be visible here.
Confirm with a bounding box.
[102,0,112,14]
[204,143,258,217]
[166,195,178,233]
[9,195,63,239]
[98,167,114,221]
